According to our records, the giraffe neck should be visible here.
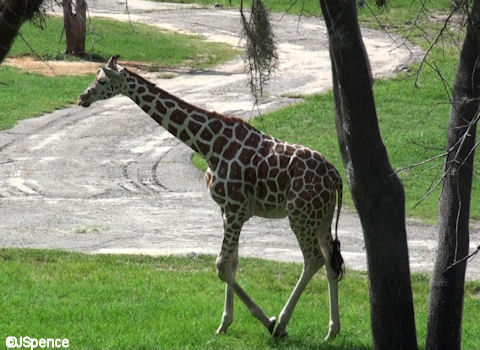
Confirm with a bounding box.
[122,68,232,161]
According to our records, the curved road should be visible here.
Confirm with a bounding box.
[1,1,479,279]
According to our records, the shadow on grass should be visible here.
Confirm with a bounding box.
[268,335,371,350]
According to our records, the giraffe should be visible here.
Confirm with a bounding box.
[78,55,344,340]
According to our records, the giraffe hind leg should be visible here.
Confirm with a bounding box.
[274,215,326,338]
[319,229,342,340]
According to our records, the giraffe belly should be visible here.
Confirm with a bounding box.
[253,199,288,219]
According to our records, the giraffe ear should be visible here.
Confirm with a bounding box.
[107,55,120,70]
[101,67,122,81]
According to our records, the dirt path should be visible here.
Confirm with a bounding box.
[1,1,479,279]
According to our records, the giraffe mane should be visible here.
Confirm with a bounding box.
[122,66,263,135]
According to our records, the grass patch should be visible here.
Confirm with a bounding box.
[0,249,479,349]
[0,66,94,130]
[9,16,237,69]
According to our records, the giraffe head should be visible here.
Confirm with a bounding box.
[78,55,127,107]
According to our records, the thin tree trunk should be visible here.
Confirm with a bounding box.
[63,0,86,56]
[0,0,44,63]
[426,4,480,349]
[319,1,418,348]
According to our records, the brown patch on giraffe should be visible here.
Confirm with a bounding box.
[171,110,187,125]
[229,189,246,203]
[151,113,163,124]
[245,133,261,147]
[267,180,277,192]
[167,124,178,136]
[200,128,213,142]
[214,182,225,196]
[257,161,268,179]
[191,113,206,123]
[165,101,176,108]
[223,142,241,160]
[279,155,290,169]
[142,94,155,103]
[197,141,210,155]
[179,130,190,142]
[268,156,278,167]
[292,178,304,192]
[209,156,219,171]
[188,121,202,135]
[209,120,222,134]
[239,148,255,166]
[267,194,276,203]
[245,167,256,184]
[141,105,151,113]
[137,86,146,94]
[304,170,314,184]
[277,170,289,190]
[323,176,332,188]
[218,160,228,178]
[294,196,306,209]
[275,144,285,154]
[306,158,317,169]
[235,124,249,141]
[224,128,233,138]
[313,152,325,161]
[268,168,279,178]
[320,190,331,203]
[211,193,225,205]
[155,101,167,115]
[213,136,228,154]
[312,197,323,209]
[303,149,312,159]
[257,182,267,199]
[230,161,242,180]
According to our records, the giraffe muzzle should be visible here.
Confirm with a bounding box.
[77,93,91,108]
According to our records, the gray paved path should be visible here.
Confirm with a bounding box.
[1,1,479,279]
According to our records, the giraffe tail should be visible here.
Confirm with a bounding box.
[331,177,344,280]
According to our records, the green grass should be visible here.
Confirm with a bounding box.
[9,16,237,68]
[0,66,94,130]
[1,249,479,349]
[0,16,237,130]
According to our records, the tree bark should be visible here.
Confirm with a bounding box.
[319,1,418,349]
[63,0,86,56]
[426,4,480,350]
[0,0,44,63]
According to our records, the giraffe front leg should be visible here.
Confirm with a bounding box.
[216,252,276,334]
[216,248,238,334]
[215,214,275,334]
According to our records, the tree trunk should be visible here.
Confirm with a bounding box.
[0,0,44,63]
[319,1,418,349]
[63,0,86,56]
[426,4,480,350]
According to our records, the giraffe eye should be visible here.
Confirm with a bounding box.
[98,76,107,85]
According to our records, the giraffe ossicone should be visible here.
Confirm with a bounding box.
[78,55,345,340]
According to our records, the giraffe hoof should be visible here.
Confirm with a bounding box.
[216,326,227,335]
[267,316,276,335]
[273,326,288,338]
[324,327,340,341]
